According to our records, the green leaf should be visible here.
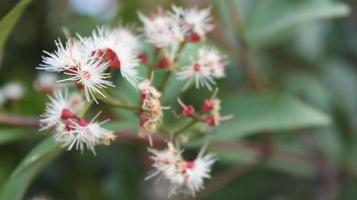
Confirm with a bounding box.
[0,0,32,49]
[214,144,317,177]
[246,0,350,47]
[0,129,35,145]
[0,137,61,200]
[197,94,331,143]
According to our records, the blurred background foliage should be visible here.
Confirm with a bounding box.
[0,0,357,199]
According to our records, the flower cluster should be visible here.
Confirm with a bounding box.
[179,95,233,127]
[0,82,25,106]
[36,4,230,197]
[147,143,216,197]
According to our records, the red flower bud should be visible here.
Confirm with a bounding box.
[202,99,215,113]
[182,105,196,118]
[78,118,89,127]
[205,116,217,126]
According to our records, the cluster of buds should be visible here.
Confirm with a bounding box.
[138,80,165,146]
[0,82,25,106]
[178,94,232,127]
[40,90,115,154]
[147,143,217,197]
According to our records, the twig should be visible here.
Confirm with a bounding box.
[158,43,186,93]
[0,114,39,128]
[227,0,269,91]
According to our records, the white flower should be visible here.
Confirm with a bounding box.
[145,142,179,180]
[40,90,84,130]
[138,9,186,48]
[34,72,58,92]
[38,39,84,72]
[183,149,217,196]
[172,6,214,42]
[112,27,142,51]
[177,47,228,90]
[54,113,115,154]
[2,82,25,101]
[146,143,217,197]
[60,56,114,102]
[79,26,141,86]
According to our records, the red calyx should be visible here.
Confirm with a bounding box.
[64,120,76,131]
[156,56,171,69]
[105,49,121,69]
[61,108,76,120]
[138,53,149,65]
[140,91,150,103]
[205,116,217,126]
[187,32,201,43]
[182,105,196,118]
[92,48,121,69]
[78,119,89,127]
[193,63,200,72]
[185,161,195,169]
[202,99,215,112]
[140,113,149,126]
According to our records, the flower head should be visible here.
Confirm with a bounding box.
[54,113,115,154]
[172,6,214,42]
[38,39,84,72]
[40,90,84,130]
[177,47,228,90]
[147,143,217,197]
[138,9,186,48]
[60,56,114,102]
[80,26,141,86]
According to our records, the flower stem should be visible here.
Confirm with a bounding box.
[158,71,172,93]
[78,100,93,118]
[158,43,186,94]
[96,93,140,112]
[173,118,198,140]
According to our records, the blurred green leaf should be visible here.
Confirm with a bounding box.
[196,94,331,143]
[213,142,317,177]
[0,137,61,200]
[246,0,349,47]
[0,129,34,145]
[0,0,32,49]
